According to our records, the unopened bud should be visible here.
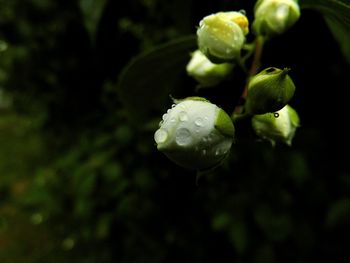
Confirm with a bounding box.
[245,67,296,115]
[251,104,300,146]
[186,50,234,88]
[253,0,300,37]
[154,97,234,170]
[197,11,249,63]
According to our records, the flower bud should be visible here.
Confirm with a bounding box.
[186,50,234,88]
[245,67,296,115]
[253,0,301,37]
[251,104,300,146]
[197,11,249,63]
[154,97,235,170]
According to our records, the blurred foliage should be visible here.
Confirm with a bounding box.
[0,0,350,262]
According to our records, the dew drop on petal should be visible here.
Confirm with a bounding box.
[194,117,204,127]
[179,111,189,122]
[162,113,168,121]
[239,9,246,15]
[215,140,232,156]
[154,129,168,144]
[175,128,192,146]
[170,117,176,123]
[274,112,280,118]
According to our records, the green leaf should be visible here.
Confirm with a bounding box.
[117,35,197,125]
[79,0,107,42]
[326,198,350,227]
[301,0,350,63]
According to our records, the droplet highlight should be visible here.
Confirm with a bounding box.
[175,128,192,146]
[154,129,168,144]
[179,111,189,122]
[274,112,280,118]
[194,117,204,127]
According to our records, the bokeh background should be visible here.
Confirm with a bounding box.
[0,0,349,262]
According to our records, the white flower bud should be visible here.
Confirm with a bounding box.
[253,0,300,37]
[186,50,234,88]
[197,11,249,63]
[154,97,235,170]
[251,104,300,146]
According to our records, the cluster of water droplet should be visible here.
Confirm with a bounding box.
[155,102,212,149]
[154,99,233,169]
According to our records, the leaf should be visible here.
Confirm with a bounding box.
[301,0,350,63]
[79,0,107,42]
[326,198,350,227]
[117,35,197,125]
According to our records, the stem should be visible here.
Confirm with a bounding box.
[232,36,265,116]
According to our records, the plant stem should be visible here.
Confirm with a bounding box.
[233,36,265,117]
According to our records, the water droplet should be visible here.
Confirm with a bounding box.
[194,117,204,127]
[176,128,192,146]
[179,111,188,122]
[215,140,232,156]
[162,113,168,121]
[239,9,246,15]
[171,104,176,108]
[154,129,168,144]
[170,117,176,123]
[274,112,280,118]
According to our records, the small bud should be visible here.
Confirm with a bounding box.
[253,0,301,37]
[245,67,296,115]
[154,97,234,170]
[251,104,300,146]
[186,50,234,88]
[197,11,249,63]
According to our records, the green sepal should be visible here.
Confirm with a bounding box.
[287,104,300,127]
[245,67,296,115]
[215,109,235,138]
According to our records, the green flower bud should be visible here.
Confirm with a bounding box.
[245,67,296,115]
[154,97,235,170]
[252,104,300,146]
[186,50,234,88]
[253,0,301,37]
[197,11,249,63]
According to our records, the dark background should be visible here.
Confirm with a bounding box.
[0,0,349,262]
